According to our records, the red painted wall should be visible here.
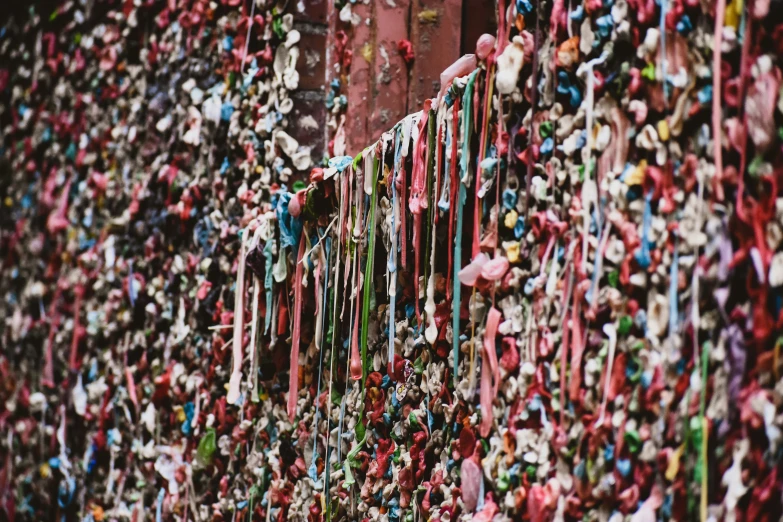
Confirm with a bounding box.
[293,0,498,158]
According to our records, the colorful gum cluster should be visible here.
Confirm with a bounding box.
[3,0,783,522]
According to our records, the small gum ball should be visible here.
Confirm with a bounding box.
[476,34,497,60]
[310,167,325,184]
[288,191,303,217]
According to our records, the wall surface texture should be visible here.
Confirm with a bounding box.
[2,1,783,522]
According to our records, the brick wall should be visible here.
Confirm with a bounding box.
[291,0,497,160]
